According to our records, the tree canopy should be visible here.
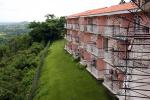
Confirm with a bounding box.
[28,15,65,44]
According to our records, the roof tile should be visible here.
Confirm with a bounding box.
[67,2,137,18]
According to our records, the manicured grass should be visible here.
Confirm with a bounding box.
[34,40,113,100]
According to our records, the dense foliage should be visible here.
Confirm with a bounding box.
[0,14,65,100]
[28,14,65,44]
[0,35,44,100]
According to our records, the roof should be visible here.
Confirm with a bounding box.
[67,2,137,19]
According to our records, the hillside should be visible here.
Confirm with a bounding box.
[0,22,30,35]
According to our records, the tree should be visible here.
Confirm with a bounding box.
[120,0,125,4]
[45,14,55,20]
[28,14,66,44]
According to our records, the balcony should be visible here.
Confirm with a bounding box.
[130,26,150,36]
[103,26,127,40]
[80,58,87,66]
[86,25,93,33]
[72,24,79,31]
[65,35,72,42]
[91,35,97,42]
[64,34,67,39]
[64,45,72,54]
[79,42,86,49]
[86,24,100,34]
[86,60,100,79]
[64,24,78,30]
[103,75,125,96]
[80,25,85,32]
[72,36,80,44]
[104,49,113,65]
[86,44,104,58]
[103,26,113,37]
[104,48,133,72]
[72,51,80,59]
[65,24,72,29]
[103,67,126,98]
[64,23,67,28]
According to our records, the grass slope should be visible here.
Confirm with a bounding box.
[34,40,113,100]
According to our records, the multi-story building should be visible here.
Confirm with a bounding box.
[65,1,150,100]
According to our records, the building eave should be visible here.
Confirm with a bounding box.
[80,8,139,17]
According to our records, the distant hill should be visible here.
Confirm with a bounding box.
[0,21,30,35]
[0,21,29,25]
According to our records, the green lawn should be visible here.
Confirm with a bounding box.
[34,40,113,100]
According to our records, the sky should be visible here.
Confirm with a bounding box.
[0,0,130,22]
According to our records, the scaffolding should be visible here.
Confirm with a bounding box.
[106,0,150,100]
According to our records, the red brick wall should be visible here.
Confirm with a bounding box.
[96,36,103,48]
[96,58,105,71]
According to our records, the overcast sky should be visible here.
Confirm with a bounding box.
[0,0,130,22]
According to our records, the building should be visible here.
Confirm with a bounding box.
[64,1,150,100]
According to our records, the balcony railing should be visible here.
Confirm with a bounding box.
[79,42,86,49]
[66,24,72,29]
[64,45,72,54]
[64,23,67,28]
[65,24,101,34]
[129,27,150,35]
[86,61,102,79]
[87,25,93,33]
[86,44,104,58]
[72,36,80,44]
[103,26,128,40]
[93,25,99,34]
[86,24,100,34]
[80,58,87,66]
[103,75,123,94]
[72,51,80,59]
[72,24,79,30]
[65,23,80,30]
[80,25,85,32]
[65,35,72,41]
[103,26,113,37]
[104,48,132,72]
[91,35,97,42]
[103,68,126,95]
[104,49,113,64]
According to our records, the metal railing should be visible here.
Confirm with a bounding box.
[86,44,104,58]
[103,26,128,40]
[86,24,100,34]
[64,45,72,54]
[86,61,101,79]
[65,35,72,41]
[79,42,86,49]
[80,25,85,32]
[65,24,72,29]
[104,48,132,72]
[72,24,79,30]
[72,51,80,59]
[72,36,79,44]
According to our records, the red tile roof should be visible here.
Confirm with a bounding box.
[67,2,137,18]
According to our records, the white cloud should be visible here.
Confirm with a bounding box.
[0,0,131,22]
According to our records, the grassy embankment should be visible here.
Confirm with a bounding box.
[34,40,113,100]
